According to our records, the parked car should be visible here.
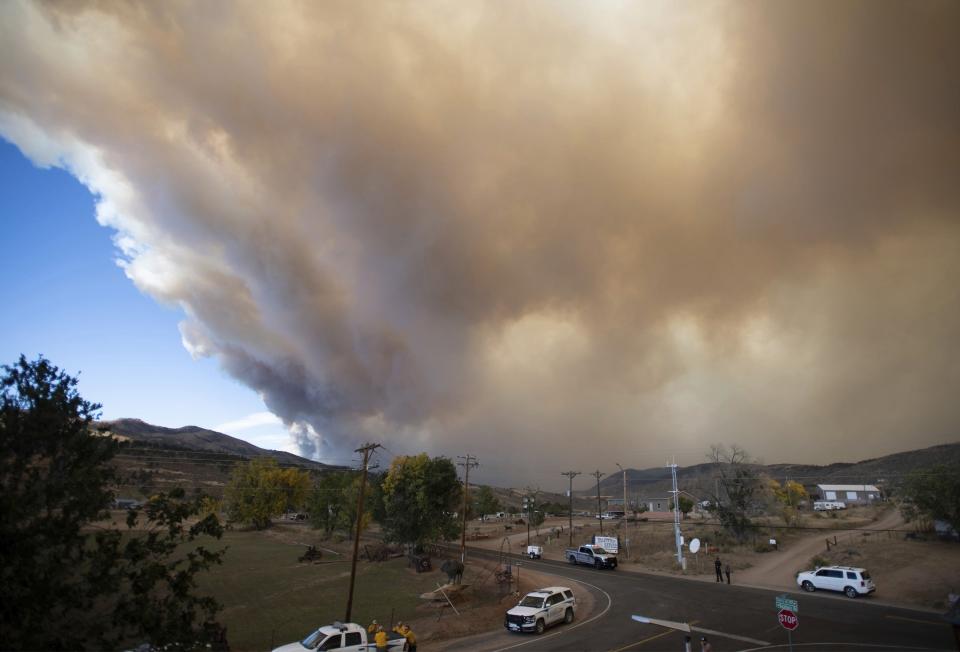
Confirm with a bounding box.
[504,586,576,634]
[797,566,875,598]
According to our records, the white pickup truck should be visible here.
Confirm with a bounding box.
[565,544,617,569]
[272,621,408,652]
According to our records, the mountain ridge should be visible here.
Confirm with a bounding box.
[95,417,337,470]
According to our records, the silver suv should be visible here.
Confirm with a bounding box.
[797,566,875,598]
[504,586,576,634]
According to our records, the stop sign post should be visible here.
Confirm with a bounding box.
[777,596,800,652]
[778,608,799,630]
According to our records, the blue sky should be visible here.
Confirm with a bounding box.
[0,139,294,453]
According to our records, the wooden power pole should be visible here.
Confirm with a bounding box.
[561,471,581,547]
[345,442,380,623]
[593,470,604,535]
[457,454,479,563]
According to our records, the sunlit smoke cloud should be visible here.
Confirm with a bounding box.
[1,1,958,486]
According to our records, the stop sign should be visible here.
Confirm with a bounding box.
[778,608,799,631]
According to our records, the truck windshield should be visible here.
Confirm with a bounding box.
[519,596,546,608]
[591,547,608,555]
[301,629,326,649]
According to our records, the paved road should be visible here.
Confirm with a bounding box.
[440,550,956,651]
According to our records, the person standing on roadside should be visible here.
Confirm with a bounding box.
[725,562,731,584]
[374,626,388,652]
[714,557,723,582]
[401,624,417,652]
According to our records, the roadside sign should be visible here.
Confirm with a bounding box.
[778,608,799,631]
[776,595,798,612]
[593,535,619,553]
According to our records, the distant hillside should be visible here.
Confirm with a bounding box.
[96,418,335,471]
[584,442,960,501]
[96,418,346,500]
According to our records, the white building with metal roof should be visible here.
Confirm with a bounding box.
[816,484,881,504]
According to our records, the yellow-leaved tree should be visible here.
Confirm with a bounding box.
[225,458,311,529]
[769,479,809,527]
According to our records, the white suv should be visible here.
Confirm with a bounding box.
[797,566,875,598]
[504,586,576,634]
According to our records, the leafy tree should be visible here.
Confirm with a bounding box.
[473,485,502,520]
[0,355,226,651]
[769,479,809,526]
[669,495,694,518]
[225,457,311,529]
[898,464,960,535]
[308,470,355,536]
[379,454,461,550]
[708,444,762,542]
[308,471,372,538]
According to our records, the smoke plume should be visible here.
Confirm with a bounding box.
[2,1,958,485]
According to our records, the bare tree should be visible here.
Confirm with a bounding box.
[707,444,762,542]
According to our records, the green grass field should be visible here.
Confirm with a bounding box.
[194,527,445,651]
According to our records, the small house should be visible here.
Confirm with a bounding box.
[640,497,671,512]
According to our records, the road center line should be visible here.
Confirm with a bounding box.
[610,620,701,651]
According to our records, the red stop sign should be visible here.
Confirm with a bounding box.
[778,608,799,631]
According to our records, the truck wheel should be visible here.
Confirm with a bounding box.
[802,580,815,592]
[844,586,858,598]
[564,608,574,624]
[535,619,545,635]
[568,555,576,564]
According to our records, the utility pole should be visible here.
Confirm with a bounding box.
[616,463,628,558]
[345,442,380,623]
[561,471,580,547]
[592,470,604,535]
[668,460,683,568]
[457,455,479,564]
[523,488,538,547]
[615,463,628,518]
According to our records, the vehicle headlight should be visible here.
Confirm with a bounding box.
[523,616,535,622]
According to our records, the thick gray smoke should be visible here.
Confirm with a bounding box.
[1,1,957,486]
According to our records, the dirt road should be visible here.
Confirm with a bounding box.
[735,509,904,590]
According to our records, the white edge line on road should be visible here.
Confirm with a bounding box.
[689,625,769,646]
[491,576,613,652]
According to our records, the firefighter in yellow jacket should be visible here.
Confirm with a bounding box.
[367,620,379,634]
[374,626,388,652]
[400,624,417,652]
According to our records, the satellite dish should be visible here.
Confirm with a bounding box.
[689,538,701,554]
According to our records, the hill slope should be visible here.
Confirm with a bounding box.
[96,418,335,470]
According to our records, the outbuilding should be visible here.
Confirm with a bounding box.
[816,484,881,505]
